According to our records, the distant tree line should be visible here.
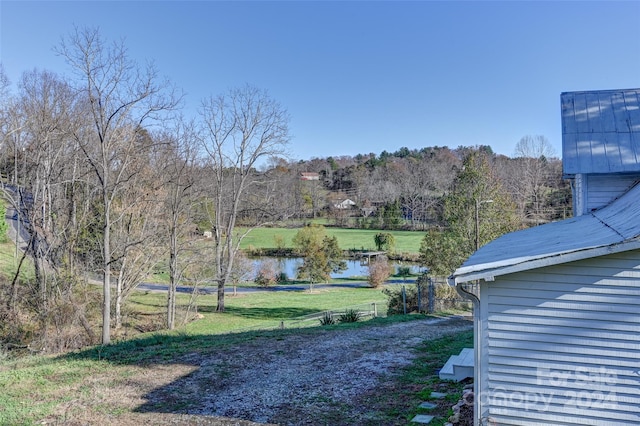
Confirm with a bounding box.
[287,139,569,230]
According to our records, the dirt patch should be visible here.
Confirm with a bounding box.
[44,316,472,425]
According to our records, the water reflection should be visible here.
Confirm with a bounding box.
[252,257,424,279]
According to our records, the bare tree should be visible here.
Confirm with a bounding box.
[0,64,12,145]
[391,152,457,230]
[229,250,254,295]
[258,159,302,222]
[57,27,180,344]
[16,70,78,303]
[110,153,166,330]
[199,84,290,312]
[512,135,557,224]
[514,134,556,159]
[158,119,200,329]
[0,68,105,351]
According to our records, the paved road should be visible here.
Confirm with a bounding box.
[137,279,416,294]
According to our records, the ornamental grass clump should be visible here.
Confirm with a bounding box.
[338,309,362,323]
[318,312,336,326]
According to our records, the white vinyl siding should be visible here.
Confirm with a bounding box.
[572,173,585,216]
[584,174,640,213]
[478,251,640,426]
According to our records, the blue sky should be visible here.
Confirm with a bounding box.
[1,1,639,161]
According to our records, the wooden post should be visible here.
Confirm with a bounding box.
[402,285,407,315]
[428,278,435,314]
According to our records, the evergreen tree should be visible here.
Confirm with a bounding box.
[382,200,403,229]
[374,232,396,252]
[420,152,519,276]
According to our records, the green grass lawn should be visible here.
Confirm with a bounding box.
[0,241,34,281]
[396,328,474,425]
[239,226,426,254]
[127,285,389,335]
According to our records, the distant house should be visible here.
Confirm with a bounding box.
[300,172,320,181]
[333,198,356,210]
[359,199,384,217]
[450,88,640,425]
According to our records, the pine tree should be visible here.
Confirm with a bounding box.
[420,151,519,276]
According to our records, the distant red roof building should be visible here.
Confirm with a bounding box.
[300,172,320,181]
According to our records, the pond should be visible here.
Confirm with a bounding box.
[252,256,425,280]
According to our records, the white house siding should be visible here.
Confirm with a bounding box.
[478,251,640,426]
[584,174,640,214]
[572,174,586,217]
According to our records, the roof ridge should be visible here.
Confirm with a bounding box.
[561,88,640,96]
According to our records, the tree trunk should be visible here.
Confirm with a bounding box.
[115,256,125,330]
[102,193,111,345]
[167,231,178,329]
[216,278,225,312]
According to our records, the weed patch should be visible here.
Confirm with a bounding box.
[392,329,474,425]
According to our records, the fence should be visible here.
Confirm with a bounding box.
[385,276,472,315]
[222,300,389,334]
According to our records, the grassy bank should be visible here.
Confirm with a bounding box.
[0,241,34,282]
[394,328,474,425]
[1,285,387,423]
[239,226,425,255]
[126,285,389,335]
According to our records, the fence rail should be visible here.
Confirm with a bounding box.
[218,300,389,334]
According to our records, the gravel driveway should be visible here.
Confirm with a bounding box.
[137,315,473,425]
[48,315,472,426]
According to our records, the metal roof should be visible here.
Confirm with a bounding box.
[562,88,640,175]
[450,182,640,284]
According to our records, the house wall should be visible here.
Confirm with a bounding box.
[575,173,640,215]
[477,251,640,425]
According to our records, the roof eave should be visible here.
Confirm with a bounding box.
[450,239,640,285]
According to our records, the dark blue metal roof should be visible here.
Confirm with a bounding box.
[562,89,640,175]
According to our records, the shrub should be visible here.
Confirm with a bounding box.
[338,309,361,323]
[396,265,412,281]
[435,280,457,299]
[273,234,287,255]
[374,232,396,252]
[383,274,470,315]
[277,272,288,283]
[255,259,279,287]
[367,255,391,288]
[318,312,336,326]
[383,285,418,315]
